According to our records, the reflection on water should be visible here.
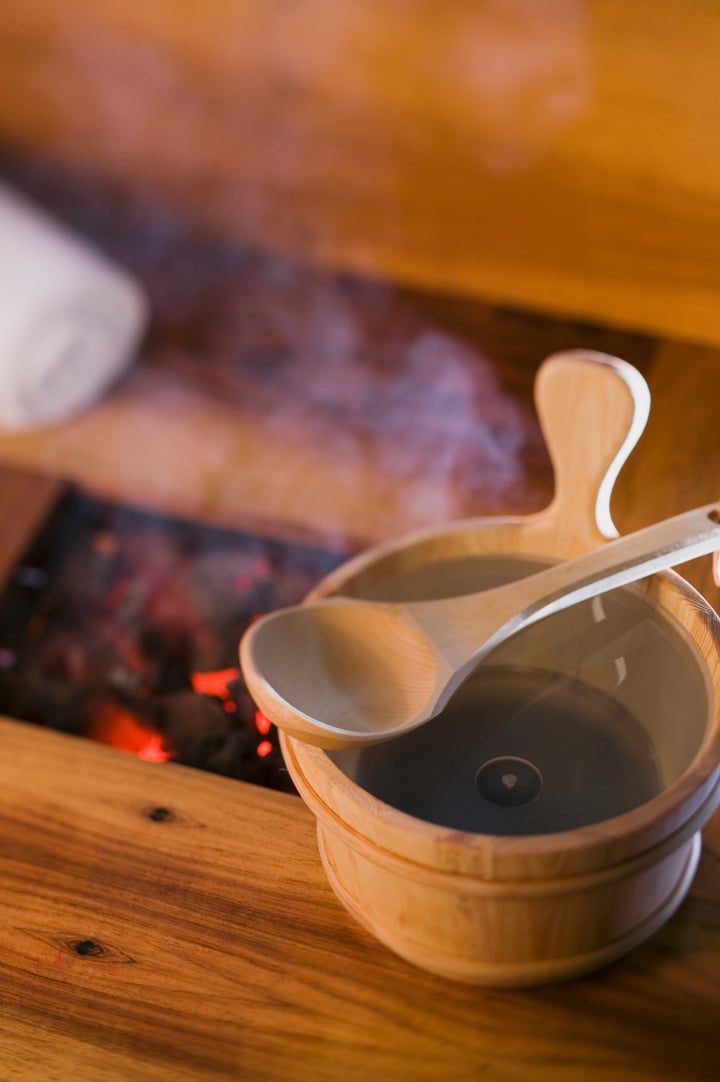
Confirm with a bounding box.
[339,666,662,835]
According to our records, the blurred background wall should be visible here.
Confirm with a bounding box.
[1,0,719,346]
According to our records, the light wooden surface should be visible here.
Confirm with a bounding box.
[2,3,720,345]
[1,715,719,1081]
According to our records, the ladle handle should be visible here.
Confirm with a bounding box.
[514,503,720,622]
[534,352,650,552]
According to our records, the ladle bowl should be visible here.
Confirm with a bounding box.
[252,352,720,985]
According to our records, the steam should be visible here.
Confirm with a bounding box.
[225,275,537,529]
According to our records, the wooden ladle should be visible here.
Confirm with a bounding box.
[240,503,720,749]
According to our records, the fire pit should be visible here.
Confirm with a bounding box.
[0,484,347,790]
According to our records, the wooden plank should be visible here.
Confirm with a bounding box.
[0,716,719,1081]
[1,2,720,344]
[0,465,64,587]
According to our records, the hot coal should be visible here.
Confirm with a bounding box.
[0,489,347,792]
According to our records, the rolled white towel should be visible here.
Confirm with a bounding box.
[0,181,147,429]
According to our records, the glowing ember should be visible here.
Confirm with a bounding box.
[137,732,173,763]
[191,668,241,699]
[256,740,273,758]
[90,703,173,762]
[255,710,272,735]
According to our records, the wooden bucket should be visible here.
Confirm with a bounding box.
[278,351,720,985]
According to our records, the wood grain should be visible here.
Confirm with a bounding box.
[1,3,720,344]
[1,716,719,1081]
